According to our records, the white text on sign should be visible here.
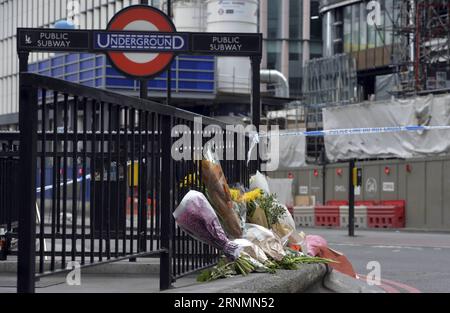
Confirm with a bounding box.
[210,36,243,52]
[95,33,187,51]
[36,32,71,48]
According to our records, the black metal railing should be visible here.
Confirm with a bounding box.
[16,73,256,292]
[0,133,20,235]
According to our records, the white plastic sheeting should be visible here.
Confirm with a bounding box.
[262,131,306,171]
[267,178,294,207]
[323,94,450,161]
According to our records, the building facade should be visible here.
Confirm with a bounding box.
[261,0,322,97]
[320,0,450,99]
[0,0,158,128]
[0,0,322,127]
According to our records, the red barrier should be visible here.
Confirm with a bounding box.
[315,205,340,227]
[355,200,378,206]
[126,197,156,217]
[380,200,405,209]
[367,204,405,228]
[326,200,348,206]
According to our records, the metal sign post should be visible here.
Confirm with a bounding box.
[138,1,149,98]
[349,161,363,237]
[348,159,355,237]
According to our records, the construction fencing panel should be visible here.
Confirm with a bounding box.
[269,156,450,230]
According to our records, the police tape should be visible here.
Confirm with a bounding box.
[258,125,450,138]
[35,161,136,193]
[36,174,91,193]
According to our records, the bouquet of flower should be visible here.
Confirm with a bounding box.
[243,188,269,228]
[228,186,247,233]
[201,147,242,239]
[244,223,286,261]
[270,202,297,245]
[173,190,240,260]
[245,190,288,232]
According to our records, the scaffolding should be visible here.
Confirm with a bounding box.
[415,0,450,91]
[301,53,358,163]
[389,0,450,95]
[388,0,417,95]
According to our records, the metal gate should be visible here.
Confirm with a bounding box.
[16,73,255,292]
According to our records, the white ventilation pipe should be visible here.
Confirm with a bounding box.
[260,69,290,98]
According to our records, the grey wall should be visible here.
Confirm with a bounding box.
[268,156,450,230]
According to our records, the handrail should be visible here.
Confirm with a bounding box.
[20,73,247,131]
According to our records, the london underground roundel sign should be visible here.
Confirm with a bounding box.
[106,5,176,78]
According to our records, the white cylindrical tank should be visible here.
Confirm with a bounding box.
[173,0,206,32]
[206,0,258,94]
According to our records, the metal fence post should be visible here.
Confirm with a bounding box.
[17,73,38,293]
[251,55,261,172]
[348,159,355,237]
[160,114,173,290]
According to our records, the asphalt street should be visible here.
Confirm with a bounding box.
[302,228,450,293]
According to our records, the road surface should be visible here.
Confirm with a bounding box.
[302,228,450,293]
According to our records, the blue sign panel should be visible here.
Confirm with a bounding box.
[93,31,189,53]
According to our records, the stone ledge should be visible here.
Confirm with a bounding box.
[165,264,327,293]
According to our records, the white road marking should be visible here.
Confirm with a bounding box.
[372,245,423,250]
[329,242,433,250]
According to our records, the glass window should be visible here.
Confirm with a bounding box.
[310,1,322,40]
[289,0,302,39]
[385,0,394,46]
[376,0,386,47]
[343,6,352,53]
[268,0,282,39]
[289,41,302,62]
[367,2,376,50]
[351,4,360,52]
[310,41,322,59]
[266,40,282,71]
[359,3,367,51]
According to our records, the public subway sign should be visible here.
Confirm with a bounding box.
[17,29,90,51]
[17,28,262,55]
[190,33,262,56]
[17,5,262,78]
[93,31,189,53]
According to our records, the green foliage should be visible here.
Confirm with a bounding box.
[197,253,337,282]
[257,193,285,226]
[266,255,338,271]
[246,200,257,219]
[196,256,256,282]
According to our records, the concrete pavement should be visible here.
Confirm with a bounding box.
[3,227,444,293]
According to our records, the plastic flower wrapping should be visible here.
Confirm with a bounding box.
[173,190,240,260]
[201,146,243,238]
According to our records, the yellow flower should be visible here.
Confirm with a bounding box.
[242,188,262,202]
[179,173,201,188]
[230,189,242,201]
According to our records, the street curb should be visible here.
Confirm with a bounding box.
[0,259,161,275]
[163,264,327,293]
[325,271,385,293]
[165,265,384,293]
[306,269,385,293]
